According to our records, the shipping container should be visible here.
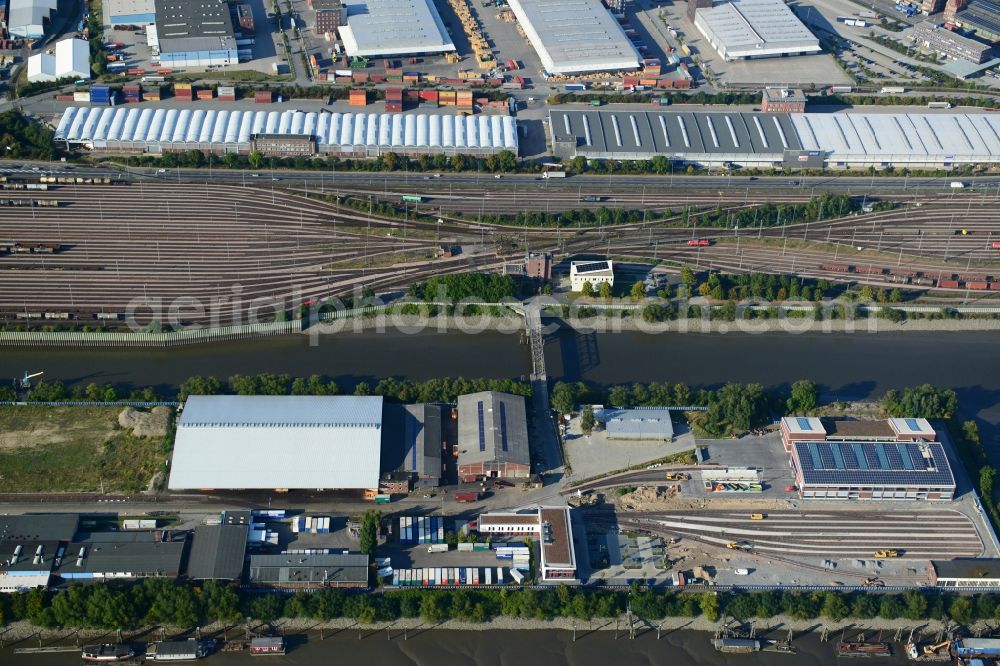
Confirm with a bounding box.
[428,543,449,553]
[938,280,961,289]
[564,83,587,91]
[966,281,990,290]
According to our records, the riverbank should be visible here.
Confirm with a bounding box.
[306,313,1000,337]
[0,612,962,644]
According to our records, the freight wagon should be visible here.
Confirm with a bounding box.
[820,263,852,272]
[687,239,711,246]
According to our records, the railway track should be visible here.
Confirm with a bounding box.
[0,183,999,325]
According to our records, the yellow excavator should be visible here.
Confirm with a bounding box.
[874,549,899,558]
[923,641,950,655]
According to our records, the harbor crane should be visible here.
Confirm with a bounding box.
[19,371,43,389]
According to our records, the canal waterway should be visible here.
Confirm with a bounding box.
[0,628,918,666]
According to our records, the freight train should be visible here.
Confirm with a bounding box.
[0,199,61,207]
[819,263,997,289]
[0,241,62,254]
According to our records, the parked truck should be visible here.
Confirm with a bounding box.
[542,171,567,179]
[454,491,480,503]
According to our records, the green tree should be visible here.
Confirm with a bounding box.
[630,281,646,301]
[902,589,928,620]
[580,405,596,435]
[248,151,264,169]
[599,282,613,299]
[580,281,595,297]
[949,596,973,624]
[699,593,720,621]
[359,510,381,556]
[551,382,578,415]
[786,380,819,414]
[821,592,849,621]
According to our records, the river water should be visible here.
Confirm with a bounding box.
[0,628,915,666]
[2,327,997,423]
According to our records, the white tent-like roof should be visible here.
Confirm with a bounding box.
[168,395,384,490]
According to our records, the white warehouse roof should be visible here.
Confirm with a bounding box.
[8,0,57,39]
[694,0,820,61]
[53,107,518,154]
[338,0,455,57]
[791,112,1000,164]
[27,38,91,83]
[506,0,640,75]
[168,395,384,490]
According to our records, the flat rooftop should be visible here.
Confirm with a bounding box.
[551,109,802,157]
[793,440,956,489]
[337,0,454,57]
[187,524,248,580]
[506,0,640,75]
[602,407,675,439]
[694,0,821,59]
[823,420,896,440]
[168,395,383,490]
[154,0,235,53]
[539,507,575,569]
[933,558,1000,580]
[0,514,79,542]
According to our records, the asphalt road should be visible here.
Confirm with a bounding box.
[7,159,998,193]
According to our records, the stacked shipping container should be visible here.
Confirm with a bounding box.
[174,83,194,101]
[349,89,367,106]
[218,86,236,102]
[385,87,403,112]
[390,567,507,587]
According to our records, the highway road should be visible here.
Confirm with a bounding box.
[6,158,1000,193]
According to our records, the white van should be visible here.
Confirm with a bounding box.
[734,568,750,576]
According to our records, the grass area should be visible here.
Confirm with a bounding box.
[0,406,169,493]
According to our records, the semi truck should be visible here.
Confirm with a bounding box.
[542,171,567,179]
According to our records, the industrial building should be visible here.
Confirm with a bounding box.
[477,507,577,582]
[381,402,444,489]
[168,395,384,491]
[310,0,343,36]
[550,108,1000,169]
[0,540,60,591]
[569,259,614,292]
[54,108,518,158]
[693,0,821,61]
[525,252,553,281]
[457,391,530,482]
[186,524,249,580]
[248,552,370,589]
[600,407,675,441]
[27,38,91,83]
[8,0,57,38]
[106,0,157,26]
[761,87,806,114]
[58,532,186,581]
[506,0,640,75]
[150,0,238,68]
[0,513,80,542]
[781,417,957,500]
[912,21,993,64]
[930,559,1000,588]
[946,0,1000,43]
[337,0,454,57]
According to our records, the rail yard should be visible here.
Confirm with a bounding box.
[0,176,999,325]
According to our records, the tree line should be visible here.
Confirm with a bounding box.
[3,582,999,630]
[408,274,519,303]
[553,381,959,439]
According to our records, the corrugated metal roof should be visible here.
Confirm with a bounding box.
[338,0,454,57]
[551,109,800,157]
[603,407,675,440]
[187,524,248,580]
[507,0,640,74]
[168,396,383,490]
[457,392,530,468]
[791,112,1000,161]
[694,0,820,59]
[180,394,382,427]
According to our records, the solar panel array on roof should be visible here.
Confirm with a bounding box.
[796,417,813,430]
[477,401,486,452]
[794,441,955,488]
[905,418,921,431]
[499,402,509,452]
[574,261,611,274]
